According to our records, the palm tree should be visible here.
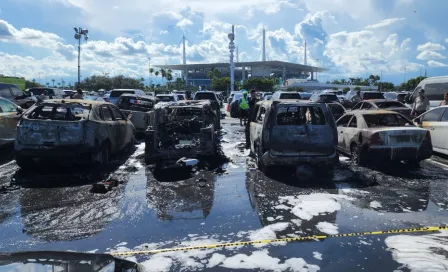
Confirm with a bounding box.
[51,79,55,87]
[154,71,160,85]
[160,69,167,84]
[166,73,173,89]
[149,68,154,85]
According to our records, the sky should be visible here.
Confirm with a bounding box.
[0,0,448,86]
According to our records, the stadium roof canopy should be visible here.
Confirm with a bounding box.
[155,60,328,73]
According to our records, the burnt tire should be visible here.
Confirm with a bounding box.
[256,146,271,174]
[351,143,366,166]
[92,144,110,165]
[15,155,35,171]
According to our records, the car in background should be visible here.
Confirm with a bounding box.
[227,91,240,104]
[310,93,339,103]
[351,100,412,118]
[299,92,313,100]
[229,92,243,118]
[62,90,74,98]
[249,100,338,175]
[83,95,106,102]
[193,91,221,128]
[215,92,224,107]
[271,91,302,100]
[109,89,145,104]
[384,92,409,103]
[0,97,23,147]
[156,94,178,103]
[175,93,186,101]
[336,110,432,166]
[327,102,346,121]
[263,95,273,101]
[15,99,135,170]
[0,83,36,109]
[261,92,273,100]
[361,91,384,100]
[116,94,155,132]
[413,105,448,156]
[28,87,64,99]
[405,76,448,108]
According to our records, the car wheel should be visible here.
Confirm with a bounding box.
[351,143,365,166]
[16,155,35,171]
[256,146,271,174]
[92,144,110,165]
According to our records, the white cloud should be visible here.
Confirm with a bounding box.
[427,60,448,67]
[264,0,303,14]
[364,18,405,29]
[416,51,446,60]
[160,30,169,35]
[176,18,193,29]
[417,42,446,52]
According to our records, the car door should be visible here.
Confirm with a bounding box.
[109,105,133,150]
[0,99,21,145]
[336,114,353,152]
[420,107,446,152]
[99,105,121,153]
[437,109,448,154]
[343,115,359,152]
[249,104,261,153]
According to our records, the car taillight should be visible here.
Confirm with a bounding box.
[227,104,230,112]
[370,133,383,145]
[423,131,432,146]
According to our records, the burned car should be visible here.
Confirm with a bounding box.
[15,99,135,169]
[249,100,338,174]
[336,110,432,166]
[116,93,155,132]
[145,100,219,167]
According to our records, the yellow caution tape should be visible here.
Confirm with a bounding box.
[109,225,448,257]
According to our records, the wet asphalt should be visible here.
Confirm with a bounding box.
[0,115,448,271]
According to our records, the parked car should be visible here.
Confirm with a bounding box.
[227,92,240,104]
[351,100,412,118]
[0,98,23,147]
[27,87,63,99]
[229,92,244,118]
[249,100,338,174]
[0,83,36,109]
[413,105,448,155]
[299,92,313,100]
[384,92,409,103]
[336,110,432,166]
[156,94,178,103]
[271,91,302,100]
[116,94,155,132]
[145,100,219,167]
[310,93,339,103]
[109,89,145,105]
[327,102,346,121]
[360,91,384,100]
[193,91,221,128]
[15,99,135,169]
[264,95,273,101]
[175,93,186,101]
[405,76,448,108]
[261,92,273,100]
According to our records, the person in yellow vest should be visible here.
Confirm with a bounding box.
[239,91,249,126]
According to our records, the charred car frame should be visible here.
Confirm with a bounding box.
[144,100,220,167]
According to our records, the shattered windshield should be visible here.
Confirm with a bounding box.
[276,106,326,125]
[27,104,89,120]
[118,97,154,112]
[363,114,413,127]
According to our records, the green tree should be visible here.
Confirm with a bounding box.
[242,78,275,92]
[286,86,304,92]
[343,87,351,93]
[25,80,41,88]
[354,86,361,91]
[207,68,222,79]
[212,77,231,93]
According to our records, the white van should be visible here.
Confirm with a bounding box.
[406,76,448,108]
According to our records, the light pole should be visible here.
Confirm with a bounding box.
[148,57,151,87]
[228,25,235,95]
[403,67,407,85]
[315,58,319,81]
[74,27,89,88]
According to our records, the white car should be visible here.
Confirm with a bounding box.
[414,105,448,155]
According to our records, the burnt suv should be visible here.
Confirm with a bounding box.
[144,100,219,168]
[249,100,338,174]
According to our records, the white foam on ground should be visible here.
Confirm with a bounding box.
[385,230,448,272]
[220,249,320,271]
[369,201,382,209]
[141,256,173,272]
[207,253,227,268]
[316,222,339,235]
[248,222,290,247]
[279,194,353,221]
[313,252,323,260]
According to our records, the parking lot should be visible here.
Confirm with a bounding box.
[0,115,448,271]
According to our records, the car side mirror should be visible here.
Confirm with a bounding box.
[16,106,23,114]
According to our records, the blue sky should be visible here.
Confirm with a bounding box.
[1,0,448,86]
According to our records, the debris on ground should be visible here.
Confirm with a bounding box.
[90,175,122,194]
